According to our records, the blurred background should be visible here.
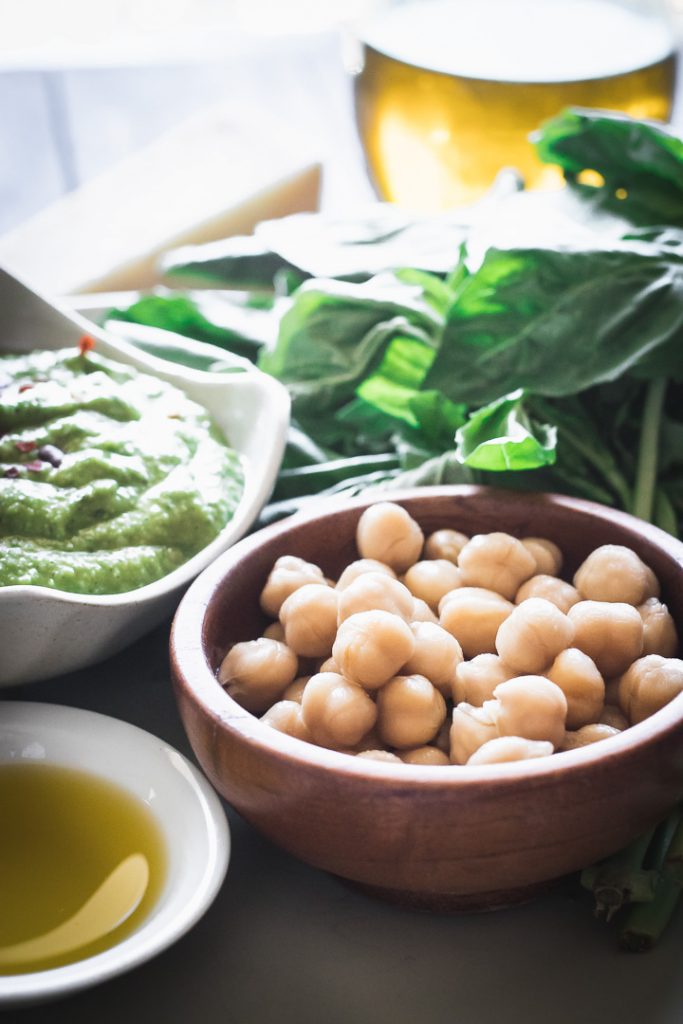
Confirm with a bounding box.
[1,0,682,251]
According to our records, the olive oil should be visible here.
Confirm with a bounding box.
[352,0,677,209]
[0,763,167,975]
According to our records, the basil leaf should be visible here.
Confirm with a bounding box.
[259,275,441,415]
[455,390,557,471]
[356,335,436,427]
[408,390,467,447]
[426,241,683,405]
[106,291,281,359]
[534,109,683,228]
[160,235,305,289]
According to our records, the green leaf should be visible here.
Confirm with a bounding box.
[106,291,281,359]
[273,453,401,500]
[356,334,436,427]
[426,240,683,405]
[534,108,683,228]
[245,205,471,280]
[378,450,476,489]
[259,274,441,416]
[394,268,456,315]
[159,235,305,289]
[408,390,467,447]
[281,424,337,469]
[159,184,527,291]
[455,390,557,471]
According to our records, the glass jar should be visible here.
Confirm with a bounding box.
[349,0,678,208]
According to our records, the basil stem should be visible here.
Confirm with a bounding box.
[633,378,667,522]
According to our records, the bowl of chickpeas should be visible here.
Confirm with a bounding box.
[171,486,683,909]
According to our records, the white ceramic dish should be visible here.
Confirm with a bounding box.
[0,268,290,686]
[0,701,230,1008]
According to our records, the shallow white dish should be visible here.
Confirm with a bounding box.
[0,268,290,686]
[0,701,230,1008]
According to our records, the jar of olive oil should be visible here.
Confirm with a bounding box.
[350,0,677,209]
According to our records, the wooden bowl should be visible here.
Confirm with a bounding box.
[170,486,683,910]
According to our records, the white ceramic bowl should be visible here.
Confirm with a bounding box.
[0,268,290,685]
[0,701,230,1008]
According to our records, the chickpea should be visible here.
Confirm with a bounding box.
[279,583,338,658]
[403,621,463,698]
[545,648,605,729]
[467,736,554,766]
[336,559,396,590]
[400,746,450,766]
[337,572,415,625]
[638,597,678,657]
[560,724,620,750]
[333,610,416,690]
[261,700,312,742]
[490,676,567,748]
[452,654,514,706]
[599,705,629,730]
[376,674,446,750]
[643,565,661,600]
[219,638,298,713]
[515,575,580,614]
[450,703,498,765]
[458,532,536,601]
[568,601,643,678]
[495,598,574,675]
[318,657,338,673]
[402,560,463,612]
[424,528,469,564]
[301,672,377,748]
[412,598,439,623]
[356,502,424,573]
[283,675,310,703]
[618,655,683,725]
[260,555,326,618]
[521,538,563,577]
[356,750,402,763]
[574,545,652,605]
[439,587,514,659]
[262,621,285,642]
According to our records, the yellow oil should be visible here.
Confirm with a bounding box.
[0,763,167,975]
[352,0,677,209]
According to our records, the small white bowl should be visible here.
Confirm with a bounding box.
[0,268,290,685]
[0,701,230,1008]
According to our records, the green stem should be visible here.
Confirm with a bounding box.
[664,815,683,884]
[530,396,633,511]
[618,876,681,952]
[581,828,658,919]
[633,379,667,523]
[618,808,682,951]
[654,488,679,539]
[557,426,632,512]
[649,808,682,870]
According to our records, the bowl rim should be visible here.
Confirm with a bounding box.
[0,290,290,607]
[0,701,230,1006]
[171,484,683,789]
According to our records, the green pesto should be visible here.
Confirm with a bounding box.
[0,348,244,594]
